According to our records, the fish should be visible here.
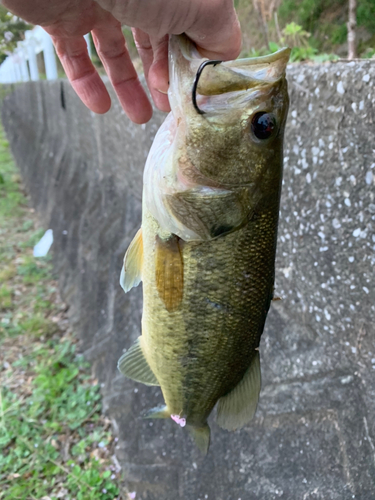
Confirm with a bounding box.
[118,35,290,454]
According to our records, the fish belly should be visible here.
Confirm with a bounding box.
[141,203,278,425]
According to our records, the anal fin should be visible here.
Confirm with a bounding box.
[216,351,261,431]
[117,337,159,386]
[120,228,143,293]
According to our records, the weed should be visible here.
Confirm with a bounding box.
[362,47,375,59]
[241,22,339,63]
[0,285,12,309]
[0,124,123,499]
[17,255,50,284]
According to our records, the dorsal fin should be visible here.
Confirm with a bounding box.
[117,337,159,386]
[155,234,184,312]
[120,228,143,293]
[216,351,261,431]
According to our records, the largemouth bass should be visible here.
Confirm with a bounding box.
[118,35,290,454]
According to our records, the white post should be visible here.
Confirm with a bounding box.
[20,54,30,81]
[347,0,357,60]
[5,58,15,83]
[0,56,17,83]
[12,55,22,82]
[25,30,40,81]
[42,30,58,80]
[0,58,8,83]
[12,59,18,83]
[84,33,92,59]
[17,43,30,82]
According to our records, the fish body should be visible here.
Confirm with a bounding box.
[119,36,290,453]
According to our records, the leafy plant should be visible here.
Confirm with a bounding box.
[0,5,32,63]
[282,21,311,47]
[268,23,322,61]
[276,0,375,57]
[0,123,122,500]
[362,47,375,58]
[290,45,318,61]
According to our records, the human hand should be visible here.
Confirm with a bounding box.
[2,0,241,124]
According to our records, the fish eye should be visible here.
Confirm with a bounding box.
[251,112,277,140]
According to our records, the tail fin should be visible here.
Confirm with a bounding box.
[187,424,211,456]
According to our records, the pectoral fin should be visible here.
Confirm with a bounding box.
[120,228,143,293]
[216,351,261,431]
[117,337,159,386]
[155,234,184,312]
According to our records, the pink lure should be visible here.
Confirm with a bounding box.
[171,414,186,427]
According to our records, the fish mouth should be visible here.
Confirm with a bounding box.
[168,35,290,114]
[197,47,291,96]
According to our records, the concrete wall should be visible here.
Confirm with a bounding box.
[2,61,375,499]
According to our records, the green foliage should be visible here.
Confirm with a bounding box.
[278,0,347,34]
[19,314,58,338]
[330,23,348,45]
[280,22,318,60]
[290,45,318,61]
[269,23,319,61]
[0,285,12,309]
[310,52,340,62]
[17,255,50,284]
[269,41,281,54]
[0,142,26,221]
[362,47,375,58]
[0,123,121,500]
[282,21,311,46]
[0,341,118,500]
[276,0,375,56]
[357,0,375,34]
[242,17,343,63]
[0,6,32,63]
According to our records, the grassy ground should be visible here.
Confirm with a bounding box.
[0,126,130,499]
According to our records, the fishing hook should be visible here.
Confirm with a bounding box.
[192,59,222,115]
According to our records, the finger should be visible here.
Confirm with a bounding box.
[132,28,153,80]
[52,35,111,114]
[133,29,170,113]
[187,1,242,61]
[92,20,152,124]
[148,35,170,113]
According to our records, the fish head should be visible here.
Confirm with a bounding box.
[143,36,290,240]
[168,35,290,188]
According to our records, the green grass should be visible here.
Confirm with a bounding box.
[0,138,26,221]
[0,285,12,309]
[0,124,125,499]
[0,342,118,500]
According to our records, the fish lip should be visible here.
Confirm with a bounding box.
[225,47,291,68]
[168,36,290,111]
